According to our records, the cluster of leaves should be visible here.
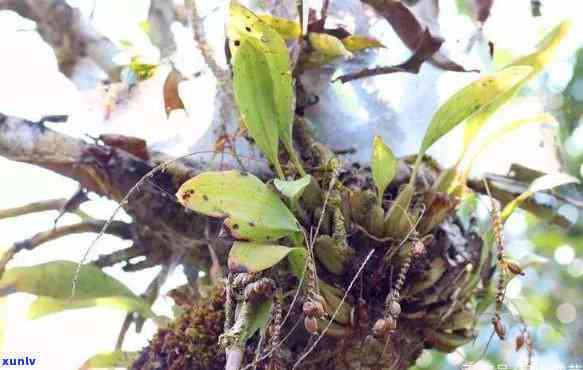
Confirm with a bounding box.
[0,1,577,368]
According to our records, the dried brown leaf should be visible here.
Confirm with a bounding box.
[162,67,185,117]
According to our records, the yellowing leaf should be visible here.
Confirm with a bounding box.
[228,242,300,273]
[501,173,579,222]
[420,66,533,156]
[463,114,557,179]
[177,170,300,241]
[371,136,397,200]
[81,351,139,370]
[309,33,353,58]
[460,21,571,162]
[0,261,153,318]
[273,175,311,201]
[257,14,301,40]
[342,35,384,52]
[228,1,298,177]
[509,20,571,75]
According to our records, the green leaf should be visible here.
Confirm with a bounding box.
[287,247,309,278]
[419,66,533,157]
[509,298,544,326]
[228,242,300,273]
[371,136,397,199]
[81,350,139,369]
[308,33,352,58]
[27,296,153,320]
[462,114,557,178]
[228,1,297,178]
[0,261,153,318]
[256,14,300,40]
[273,176,311,202]
[342,35,384,52]
[501,173,579,222]
[247,298,273,339]
[177,170,300,241]
[459,21,570,164]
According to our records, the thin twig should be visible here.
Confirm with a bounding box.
[0,198,82,220]
[321,0,331,22]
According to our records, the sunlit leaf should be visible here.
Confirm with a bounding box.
[501,173,579,222]
[509,298,544,326]
[463,114,557,178]
[228,1,297,178]
[257,14,300,40]
[342,35,384,52]
[273,175,311,202]
[177,170,300,241]
[128,56,157,81]
[371,136,397,199]
[228,242,300,273]
[509,20,572,75]
[419,66,533,158]
[308,33,353,58]
[81,351,139,369]
[163,67,186,117]
[0,261,153,318]
[460,21,570,162]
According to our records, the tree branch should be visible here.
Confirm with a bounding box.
[0,111,227,277]
[0,220,131,277]
[0,0,121,80]
[0,198,68,220]
[148,0,177,57]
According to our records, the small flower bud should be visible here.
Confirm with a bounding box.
[388,300,401,317]
[303,300,325,317]
[372,317,397,337]
[304,316,319,334]
[505,260,525,276]
[515,333,525,351]
[492,318,506,340]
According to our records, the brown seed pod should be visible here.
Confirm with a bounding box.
[303,300,325,317]
[304,316,319,334]
[412,239,426,258]
[492,317,506,340]
[505,260,525,276]
[357,298,369,326]
[515,332,526,351]
[372,316,397,337]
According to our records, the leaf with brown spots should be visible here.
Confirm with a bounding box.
[176,170,300,242]
[162,66,186,117]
